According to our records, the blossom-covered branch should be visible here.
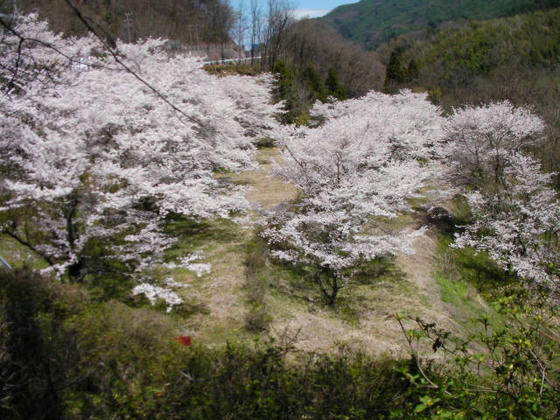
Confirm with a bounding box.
[0,15,283,309]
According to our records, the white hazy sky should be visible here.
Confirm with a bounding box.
[232,0,359,19]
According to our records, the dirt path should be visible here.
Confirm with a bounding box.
[396,231,457,330]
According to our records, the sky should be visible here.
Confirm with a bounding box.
[290,0,359,19]
[232,0,359,20]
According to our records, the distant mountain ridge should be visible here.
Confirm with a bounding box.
[321,0,560,49]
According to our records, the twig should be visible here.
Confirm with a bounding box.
[394,315,450,393]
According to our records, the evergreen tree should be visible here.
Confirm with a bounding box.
[325,66,345,100]
[274,61,296,100]
[303,64,327,102]
[274,61,308,124]
[384,46,406,91]
[407,59,419,82]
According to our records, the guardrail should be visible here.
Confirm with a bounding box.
[0,255,13,270]
[203,56,263,65]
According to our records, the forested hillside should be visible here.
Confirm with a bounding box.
[321,0,560,49]
[3,0,233,44]
[381,7,560,187]
[266,18,385,124]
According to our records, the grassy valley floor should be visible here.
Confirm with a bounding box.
[156,147,491,356]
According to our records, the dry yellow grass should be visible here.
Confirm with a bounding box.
[234,148,299,210]
[175,149,299,344]
[173,148,460,355]
[173,232,252,345]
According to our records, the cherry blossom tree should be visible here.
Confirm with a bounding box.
[452,153,559,285]
[442,100,545,189]
[262,90,444,304]
[444,102,559,286]
[0,13,114,97]
[0,14,283,308]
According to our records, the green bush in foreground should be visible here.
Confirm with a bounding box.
[394,285,560,419]
[1,268,559,419]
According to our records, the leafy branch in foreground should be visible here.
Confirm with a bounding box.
[392,287,560,418]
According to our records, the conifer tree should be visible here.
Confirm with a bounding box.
[384,46,406,91]
[303,64,326,102]
[325,66,345,100]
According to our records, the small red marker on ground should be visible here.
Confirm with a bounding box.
[176,336,192,346]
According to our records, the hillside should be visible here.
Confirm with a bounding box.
[4,0,233,45]
[379,7,560,187]
[321,0,560,49]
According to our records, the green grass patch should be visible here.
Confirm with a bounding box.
[332,292,370,326]
[438,236,504,292]
[264,260,315,301]
[435,234,505,329]
[0,234,50,271]
[335,257,411,324]
[244,237,273,333]
[369,213,418,233]
[353,256,406,286]
[437,271,469,305]
[435,272,491,324]
[165,216,241,257]
[254,137,276,149]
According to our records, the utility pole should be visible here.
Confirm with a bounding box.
[124,11,133,43]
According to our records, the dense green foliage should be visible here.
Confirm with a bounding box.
[322,0,560,49]
[2,262,558,418]
[325,66,346,100]
[303,64,327,102]
[244,237,272,333]
[415,9,560,86]
[271,59,356,124]
[272,60,335,125]
[0,269,68,419]
[363,7,560,189]
[385,7,560,186]
[396,290,560,418]
[268,18,383,124]
[272,61,310,125]
[394,230,560,419]
[0,267,413,419]
[5,0,233,44]
[384,46,408,91]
